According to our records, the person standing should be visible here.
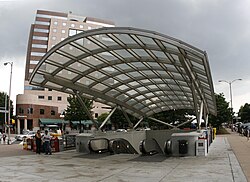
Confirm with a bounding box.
[35,130,42,154]
[42,130,52,155]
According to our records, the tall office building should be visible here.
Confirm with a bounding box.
[16,10,114,133]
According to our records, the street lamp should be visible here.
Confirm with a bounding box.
[218,78,242,128]
[4,62,13,145]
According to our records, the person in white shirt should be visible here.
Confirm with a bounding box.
[42,130,52,155]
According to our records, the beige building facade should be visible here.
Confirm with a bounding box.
[16,10,114,133]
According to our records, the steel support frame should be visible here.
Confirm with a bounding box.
[99,106,117,130]
[148,117,175,128]
[133,117,144,129]
[119,106,133,128]
[74,91,99,128]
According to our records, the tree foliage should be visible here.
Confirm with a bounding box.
[238,103,250,123]
[209,93,232,128]
[64,95,93,122]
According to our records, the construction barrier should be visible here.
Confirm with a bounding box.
[213,128,216,140]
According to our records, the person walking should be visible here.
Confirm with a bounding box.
[3,133,6,144]
[42,130,52,155]
[35,130,42,154]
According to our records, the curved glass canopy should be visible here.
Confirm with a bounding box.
[30,27,216,119]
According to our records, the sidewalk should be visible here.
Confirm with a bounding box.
[0,134,247,182]
[226,130,250,181]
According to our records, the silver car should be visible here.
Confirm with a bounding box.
[15,131,36,141]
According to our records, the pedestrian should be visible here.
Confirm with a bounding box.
[42,130,52,155]
[35,130,42,154]
[3,133,6,143]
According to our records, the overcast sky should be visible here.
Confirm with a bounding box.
[0,0,250,113]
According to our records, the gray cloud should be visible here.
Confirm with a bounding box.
[0,0,249,111]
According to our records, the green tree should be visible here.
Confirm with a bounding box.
[209,93,231,129]
[97,112,109,124]
[64,95,93,132]
[0,92,13,132]
[238,103,250,123]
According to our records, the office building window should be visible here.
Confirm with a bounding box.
[62,22,66,26]
[48,89,52,91]
[38,95,44,99]
[40,109,45,115]
[54,21,58,25]
[51,110,55,115]
[62,29,66,33]
[48,96,52,100]
[57,96,62,101]
[95,113,98,118]
[27,108,33,114]
[18,107,24,114]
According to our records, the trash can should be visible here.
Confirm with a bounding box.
[23,138,28,150]
[27,138,32,150]
[179,140,188,155]
[51,137,59,153]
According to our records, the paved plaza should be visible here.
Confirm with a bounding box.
[0,134,247,182]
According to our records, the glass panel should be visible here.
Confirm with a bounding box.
[102,78,116,86]
[118,85,129,91]
[135,95,145,100]
[115,74,130,81]
[126,99,137,105]
[100,34,116,46]
[136,86,147,92]
[137,35,155,45]
[130,62,145,69]
[50,52,70,65]
[69,62,90,72]
[128,71,141,77]
[92,83,108,91]
[127,90,137,96]
[145,93,154,97]
[134,103,144,109]
[106,89,119,97]
[59,44,83,57]
[114,49,132,58]
[115,63,131,70]
[57,69,78,80]
[33,73,44,83]
[45,63,58,73]
[128,81,140,87]
[162,41,178,51]
[83,38,100,50]
[132,49,149,57]
[152,50,167,59]
[76,77,94,85]
[89,71,106,79]
[116,94,128,101]
[114,33,135,44]
[88,58,103,66]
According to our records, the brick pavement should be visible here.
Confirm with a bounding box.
[226,130,250,181]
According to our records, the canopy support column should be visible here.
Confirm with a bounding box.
[74,91,98,128]
[99,106,117,131]
[198,101,204,129]
[176,117,196,129]
[133,117,144,129]
[148,117,175,128]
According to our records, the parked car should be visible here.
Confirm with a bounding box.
[15,131,36,141]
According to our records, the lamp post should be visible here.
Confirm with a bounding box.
[4,62,13,145]
[218,78,242,128]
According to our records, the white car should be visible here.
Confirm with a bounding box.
[0,132,2,140]
[15,131,36,141]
